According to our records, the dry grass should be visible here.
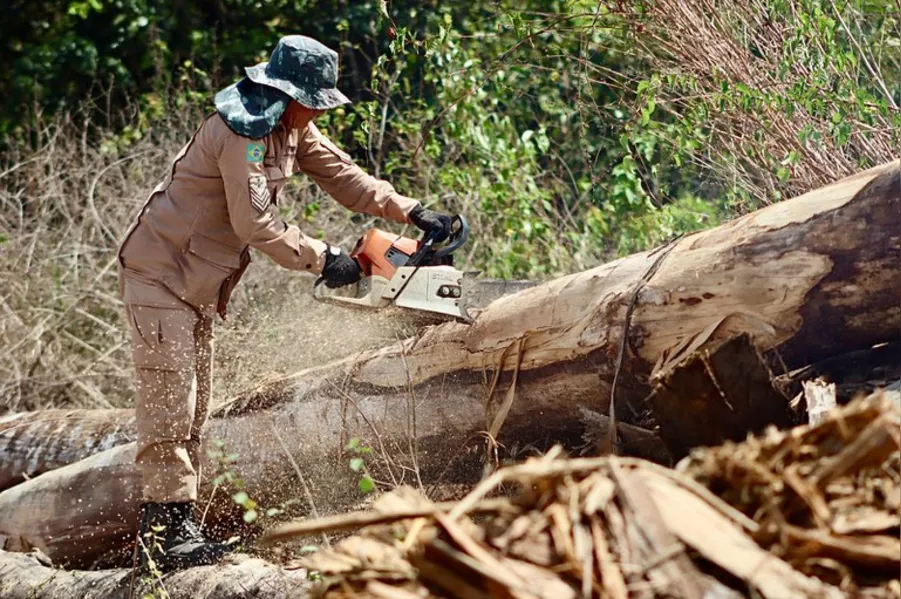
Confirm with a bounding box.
[1,109,171,411]
[615,0,899,202]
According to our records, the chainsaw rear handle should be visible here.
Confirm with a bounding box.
[408,214,469,266]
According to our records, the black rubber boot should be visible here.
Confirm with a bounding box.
[136,502,231,573]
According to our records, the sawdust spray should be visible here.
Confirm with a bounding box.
[199,246,441,541]
[199,266,415,540]
[213,271,418,406]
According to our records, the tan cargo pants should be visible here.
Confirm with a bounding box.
[126,301,212,503]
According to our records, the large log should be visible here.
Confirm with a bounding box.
[0,550,309,599]
[0,409,135,490]
[0,407,662,567]
[0,161,898,567]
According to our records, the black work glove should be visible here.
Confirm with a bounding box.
[320,246,362,289]
[409,204,453,243]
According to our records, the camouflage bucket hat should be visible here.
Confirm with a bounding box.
[215,35,351,139]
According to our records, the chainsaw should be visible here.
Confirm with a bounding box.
[313,215,534,322]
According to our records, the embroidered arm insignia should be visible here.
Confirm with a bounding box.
[249,175,270,213]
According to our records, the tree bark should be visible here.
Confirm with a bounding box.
[0,161,898,568]
[0,409,135,491]
[0,550,309,599]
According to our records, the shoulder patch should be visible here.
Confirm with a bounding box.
[249,175,270,213]
[246,142,265,163]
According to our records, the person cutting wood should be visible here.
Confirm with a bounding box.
[118,34,452,571]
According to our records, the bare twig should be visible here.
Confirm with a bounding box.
[325,379,401,487]
[398,337,424,492]
[260,497,513,544]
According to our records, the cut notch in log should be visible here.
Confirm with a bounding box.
[649,333,794,457]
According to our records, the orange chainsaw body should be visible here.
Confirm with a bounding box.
[313,215,499,321]
[350,229,418,279]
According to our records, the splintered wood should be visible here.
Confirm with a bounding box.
[263,392,899,599]
[680,390,900,592]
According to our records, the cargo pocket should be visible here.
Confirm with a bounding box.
[127,305,197,371]
[177,235,242,312]
[129,305,199,446]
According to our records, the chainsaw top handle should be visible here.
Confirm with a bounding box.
[407,214,469,267]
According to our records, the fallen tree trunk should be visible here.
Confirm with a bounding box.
[1,161,898,567]
[0,409,135,491]
[0,550,309,599]
[0,412,662,567]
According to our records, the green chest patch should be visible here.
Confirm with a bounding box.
[246,142,265,163]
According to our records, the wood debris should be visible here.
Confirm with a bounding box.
[262,390,900,598]
[679,390,900,595]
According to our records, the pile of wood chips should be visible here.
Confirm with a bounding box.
[679,391,900,595]
[263,392,900,599]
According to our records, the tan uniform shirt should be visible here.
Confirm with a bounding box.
[118,114,419,318]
